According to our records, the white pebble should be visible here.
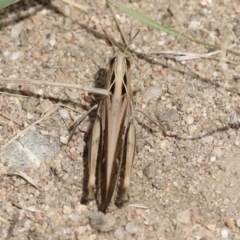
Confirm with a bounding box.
[59,108,70,119]
[10,52,21,61]
[188,20,201,29]
[49,37,56,47]
[60,136,68,144]
[235,219,240,228]
[221,229,229,238]
[78,141,86,154]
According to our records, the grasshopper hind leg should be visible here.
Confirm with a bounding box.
[116,121,136,207]
[87,116,101,201]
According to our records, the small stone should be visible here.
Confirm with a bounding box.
[114,228,125,240]
[160,140,170,150]
[63,205,72,215]
[177,210,191,225]
[202,136,214,143]
[125,221,138,235]
[206,224,216,231]
[74,226,87,238]
[213,147,223,158]
[63,5,71,16]
[167,85,177,95]
[69,152,78,161]
[225,219,235,229]
[184,116,194,125]
[75,204,88,214]
[59,108,70,119]
[11,22,24,38]
[49,37,56,47]
[78,141,86,154]
[60,136,68,144]
[89,212,116,232]
[30,15,43,26]
[136,170,143,179]
[195,63,203,71]
[236,219,240,228]
[152,181,163,190]
[10,52,21,61]
[188,20,201,29]
[35,99,54,114]
[22,97,39,113]
[221,229,229,239]
[143,164,156,179]
[188,125,198,134]
[64,32,72,41]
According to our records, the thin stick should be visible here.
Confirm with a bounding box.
[2,171,42,190]
[0,77,109,96]
[0,112,22,126]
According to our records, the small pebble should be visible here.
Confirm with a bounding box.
[78,141,86,154]
[213,147,223,158]
[185,116,194,125]
[10,52,21,61]
[114,228,125,240]
[188,125,198,134]
[221,229,229,239]
[202,136,214,143]
[236,219,240,228]
[188,20,201,28]
[60,136,68,144]
[11,22,24,38]
[177,210,191,225]
[35,99,54,114]
[89,212,116,232]
[63,205,72,215]
[167,85,177,95]
[49,37,56,46]
[225,218,235,229]
[125,221,138,235]
[59,108,70,119]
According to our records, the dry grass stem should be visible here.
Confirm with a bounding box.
[0,112,22,126]
[2,170,42,190]
[0,77,109,96]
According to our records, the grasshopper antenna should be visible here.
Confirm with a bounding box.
[102,28,118,53]
[123,30,140,54]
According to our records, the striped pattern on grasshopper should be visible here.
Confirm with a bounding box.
[87,51,136,212]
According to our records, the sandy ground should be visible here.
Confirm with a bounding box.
[1,0,240,239]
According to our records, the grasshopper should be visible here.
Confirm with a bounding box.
[87,49,136,212]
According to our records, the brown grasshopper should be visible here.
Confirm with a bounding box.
[87,49,136,212]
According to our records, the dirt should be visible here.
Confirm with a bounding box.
[1,0,240,239]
